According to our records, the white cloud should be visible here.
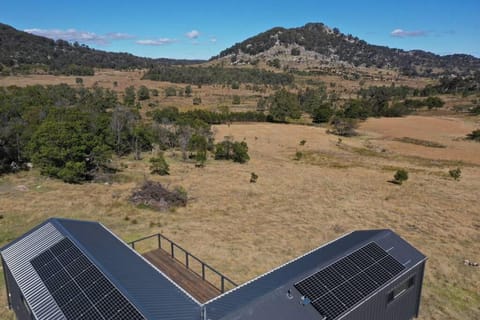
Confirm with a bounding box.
[24,28,134,45]
[186,30,200,39]
[391,29,427,38]
[210,37,217,43]
[136,38,176,46]
[105,32,135,40]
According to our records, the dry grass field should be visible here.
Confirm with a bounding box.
[1,115,479,319]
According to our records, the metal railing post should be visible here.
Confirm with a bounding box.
[157,234,161,249]
[221,277,225,292]
[202,264,205,280]
[186,253,189,269]
[171,242,174,259]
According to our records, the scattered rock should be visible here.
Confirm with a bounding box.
[15,185,28,192]
[464,259,479,267]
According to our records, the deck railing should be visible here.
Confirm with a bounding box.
[128,233,237,293]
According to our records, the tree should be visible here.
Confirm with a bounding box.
[124,86,136,106]
[137,85,150,100]
[268,89,301,122]
[312,103,334,123]
[214,139,249,163]
[424,96,445,109]
[189,134,208,166]
[27,108,110,183]
[328,117,358,137]
[150,154,169,175]
[231,81,240,89]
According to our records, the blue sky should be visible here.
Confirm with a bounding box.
[1,0,479,59]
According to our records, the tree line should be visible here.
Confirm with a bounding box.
[142,66,294,85]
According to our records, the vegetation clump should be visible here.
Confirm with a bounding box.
[392,169,409,185]
[466,129,480,142]
[214,138,250,163]
[250,172,258,183]
[328,117,358,137]
[130,180,187,211]
[150,154,169,175]
[449,168,462,181]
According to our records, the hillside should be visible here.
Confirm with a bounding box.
[0,23,203,74]
[213,23,480,76]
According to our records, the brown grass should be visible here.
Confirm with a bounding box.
[1,115,480,319]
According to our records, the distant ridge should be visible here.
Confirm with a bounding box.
[213,22,480,76]
[0,23,204,73]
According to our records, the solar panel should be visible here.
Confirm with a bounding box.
[295,242,405,320]
[30,237,145,320]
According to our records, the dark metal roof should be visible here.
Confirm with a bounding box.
[1,218,201,320]
[203,229,426,320]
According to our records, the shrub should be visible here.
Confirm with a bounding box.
[232,95,241,105]
[150,154,169,175]
[193,97,202,105]
[250,172,258,183]
[393,169,409,185]
[449,168,461,180]
[75,77,83,85]
[466,129,480,141]
[165,87,177,97]
[137,85,150,100]
[294,151,303,160]
[299,140,306,146]
[185,85,192,97]
[231,81,240,89]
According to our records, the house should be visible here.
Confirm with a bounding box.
[1,218,426,320]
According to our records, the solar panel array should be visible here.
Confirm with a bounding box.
[30,238,145,320]
[294,242,405,320]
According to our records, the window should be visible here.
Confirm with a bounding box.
[387,276,415,303]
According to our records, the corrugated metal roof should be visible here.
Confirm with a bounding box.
[1,222,65,319]
[1,218,201,320]
[203,229,426,320]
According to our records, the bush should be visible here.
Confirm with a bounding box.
[299,140,306,146]
[165,87,177,97]
[449,168,461,180]
[214,139,250,163]
[328,117,358,137]
[231,81,240,89]
[294,151,303,160]
[232,95,241,105]
[193,97,202,105]
[137,85,150,100]
[393,169,409,185]
[185,85,192,97]
[466,129,480,141]
[150,154,169,175]
[250,172,258,183]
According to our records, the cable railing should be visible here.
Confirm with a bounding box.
[128,233,237,293]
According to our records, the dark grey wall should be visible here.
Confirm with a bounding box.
[4,263,34,320]
[341,262,425,320]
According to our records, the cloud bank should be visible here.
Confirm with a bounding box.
[24,28,134,45]
[136,38,176,46]
[391,29,427,38]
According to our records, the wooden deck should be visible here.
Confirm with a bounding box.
[143,248,221,303]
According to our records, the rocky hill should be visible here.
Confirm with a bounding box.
[0,23,203,75]
[213,23,480,76]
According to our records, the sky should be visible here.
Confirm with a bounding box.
[1,0,479,60]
